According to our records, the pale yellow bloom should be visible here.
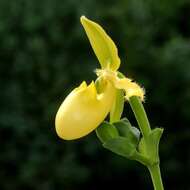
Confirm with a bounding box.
[55,81,115,140]
[55,16,145,140]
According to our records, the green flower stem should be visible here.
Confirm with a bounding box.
[148,164,164,190]
[129,96,151,138]
[129,96,164,190]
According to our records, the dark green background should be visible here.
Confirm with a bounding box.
[0,0,190,189]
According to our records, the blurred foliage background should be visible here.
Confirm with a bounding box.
[0,0,190,189]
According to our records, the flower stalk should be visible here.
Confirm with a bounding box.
[129,96,164,190]
[129,96,151,138]
[148,164,164,190]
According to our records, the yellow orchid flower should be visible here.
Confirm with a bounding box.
[81,16,144,101]
[55,16,144,140]
[55,81,115,140]
[55,16,164,190]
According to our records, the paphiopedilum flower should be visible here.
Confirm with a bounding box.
[55,16,144,140]
[55,16,165,190]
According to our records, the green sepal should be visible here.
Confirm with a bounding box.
[113,118,140,146]
[103,136,138,159]
[96,121,119,144]
[110,89,125,123]
[138,128,163,165]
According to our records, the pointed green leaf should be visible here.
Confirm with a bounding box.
[96,121,119,144]
[80,16,120,71]
[148,128,163,161]
[110,89,124,123]
[138,128,163,164]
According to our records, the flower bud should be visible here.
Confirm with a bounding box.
[55,81,115,140]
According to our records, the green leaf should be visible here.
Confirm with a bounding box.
[103,136,137,159]
[96,120,151,165]
[80,16,120,71]
[113,118,140,146]
[96,121,119,144]
[110,89,124,123]
[138,128,163,164]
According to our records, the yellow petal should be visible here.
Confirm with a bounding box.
[122,81,145,101]
[80,16,120,71]
[55,81,116,140]
[71,81,87,94]
[96,69,145,101]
